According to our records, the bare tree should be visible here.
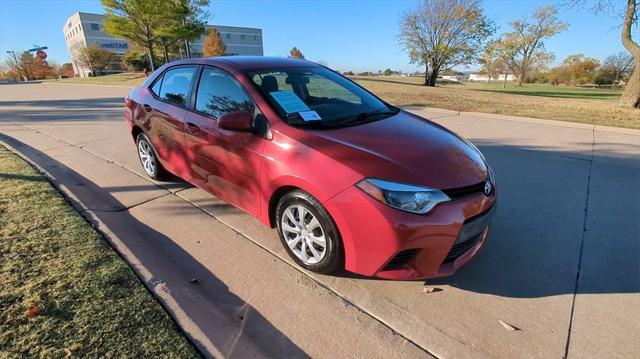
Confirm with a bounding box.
[492,6,568,87]
[620,0,639,107]
[399,0,494,86]
[567,0,639,107]
[76,46,117,76]
[479,41,508,86]
[602,52,635,87]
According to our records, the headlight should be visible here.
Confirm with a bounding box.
[355,178,450,214]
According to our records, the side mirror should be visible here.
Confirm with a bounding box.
[218,111,254,132]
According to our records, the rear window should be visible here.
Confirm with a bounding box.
[151,66,196,107]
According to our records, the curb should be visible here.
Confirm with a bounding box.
[41,81,137,88]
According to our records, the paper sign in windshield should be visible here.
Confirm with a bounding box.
[269,90,311,114]
[299,110,322,121]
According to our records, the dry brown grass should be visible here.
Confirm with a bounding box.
[0,146,199,357]
[351,76,640,129]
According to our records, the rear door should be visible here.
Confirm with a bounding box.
[144,66,197,178]
[184,66,266,216]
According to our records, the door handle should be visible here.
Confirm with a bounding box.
[142,104,153,112]
[186,122,201,134]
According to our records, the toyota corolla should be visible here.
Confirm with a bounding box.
[124,56,496,280]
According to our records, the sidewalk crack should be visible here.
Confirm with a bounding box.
[563,125,595,359]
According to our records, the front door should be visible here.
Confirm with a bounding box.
[184,66,266,217]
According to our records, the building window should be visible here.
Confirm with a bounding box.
[226,33,231,39]
[91,23,99,31]
[254,35,259,41]
[240,34,245,40]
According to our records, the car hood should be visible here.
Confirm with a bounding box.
[302,110,488,190]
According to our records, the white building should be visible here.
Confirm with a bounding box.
[63,12,263,77]
[191,25,263,57]
[468,73,516,82]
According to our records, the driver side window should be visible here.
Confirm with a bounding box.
[195,67,255,119]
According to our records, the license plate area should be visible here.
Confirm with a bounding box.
[454,205,496,245]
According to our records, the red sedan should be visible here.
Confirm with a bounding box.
[124,57,496,280]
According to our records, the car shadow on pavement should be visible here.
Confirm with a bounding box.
[424,140,639,298]
[0,134,308,358]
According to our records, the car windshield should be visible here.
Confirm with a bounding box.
[246,67,398,129]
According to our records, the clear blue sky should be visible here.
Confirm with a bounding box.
[0,0,631,72]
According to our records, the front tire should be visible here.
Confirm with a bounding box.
[136,133,169,181]
[276,190,343,274]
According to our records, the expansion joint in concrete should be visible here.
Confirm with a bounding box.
[563,125,595,359]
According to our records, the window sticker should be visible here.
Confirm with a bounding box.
[299,110,322,121]
[269,90,311,114]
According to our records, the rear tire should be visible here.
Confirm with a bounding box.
[276,190,343,274]
[136,133,169,181]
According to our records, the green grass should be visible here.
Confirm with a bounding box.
[0,146,199,358]
[458,82,622,100]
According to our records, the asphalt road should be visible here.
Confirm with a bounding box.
[1,83,638,358]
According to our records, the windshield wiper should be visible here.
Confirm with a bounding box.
[285,113,342,129]
[335,108,399,127]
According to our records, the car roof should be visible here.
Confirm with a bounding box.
[170,56,319,71]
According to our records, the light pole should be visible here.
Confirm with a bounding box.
[6,50,24,82]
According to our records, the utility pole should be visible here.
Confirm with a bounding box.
[6,50,25,82]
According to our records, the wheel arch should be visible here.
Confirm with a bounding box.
[268,185,300,228]
[131,125,144,142]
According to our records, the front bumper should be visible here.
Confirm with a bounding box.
[326,185,497,280]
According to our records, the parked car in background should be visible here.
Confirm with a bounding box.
[124,57,497,279]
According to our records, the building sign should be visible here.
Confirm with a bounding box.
[36,50,47,60]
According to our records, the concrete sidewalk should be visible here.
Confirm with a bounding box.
[1,83,639,358]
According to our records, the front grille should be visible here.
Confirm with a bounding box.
[442,181,486,199]
[383,249,420,270]
[445,233,483,262]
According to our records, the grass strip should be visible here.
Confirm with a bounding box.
[0,146,199,358]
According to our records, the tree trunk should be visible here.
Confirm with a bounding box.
[427,68,439,86]
[424,65,440,87]
[423,64,429,85]
[503,73,508,88]
[488,75,491,85]
[620,0,640,108]
[161,38,169,64]
[146,40,156,72]
[620,65,640,108]
[183,17,192,58]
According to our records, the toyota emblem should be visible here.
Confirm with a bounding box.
[484,181,492,196]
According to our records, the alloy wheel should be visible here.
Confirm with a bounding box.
[281,205,327,264]
[138,139,157,177]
